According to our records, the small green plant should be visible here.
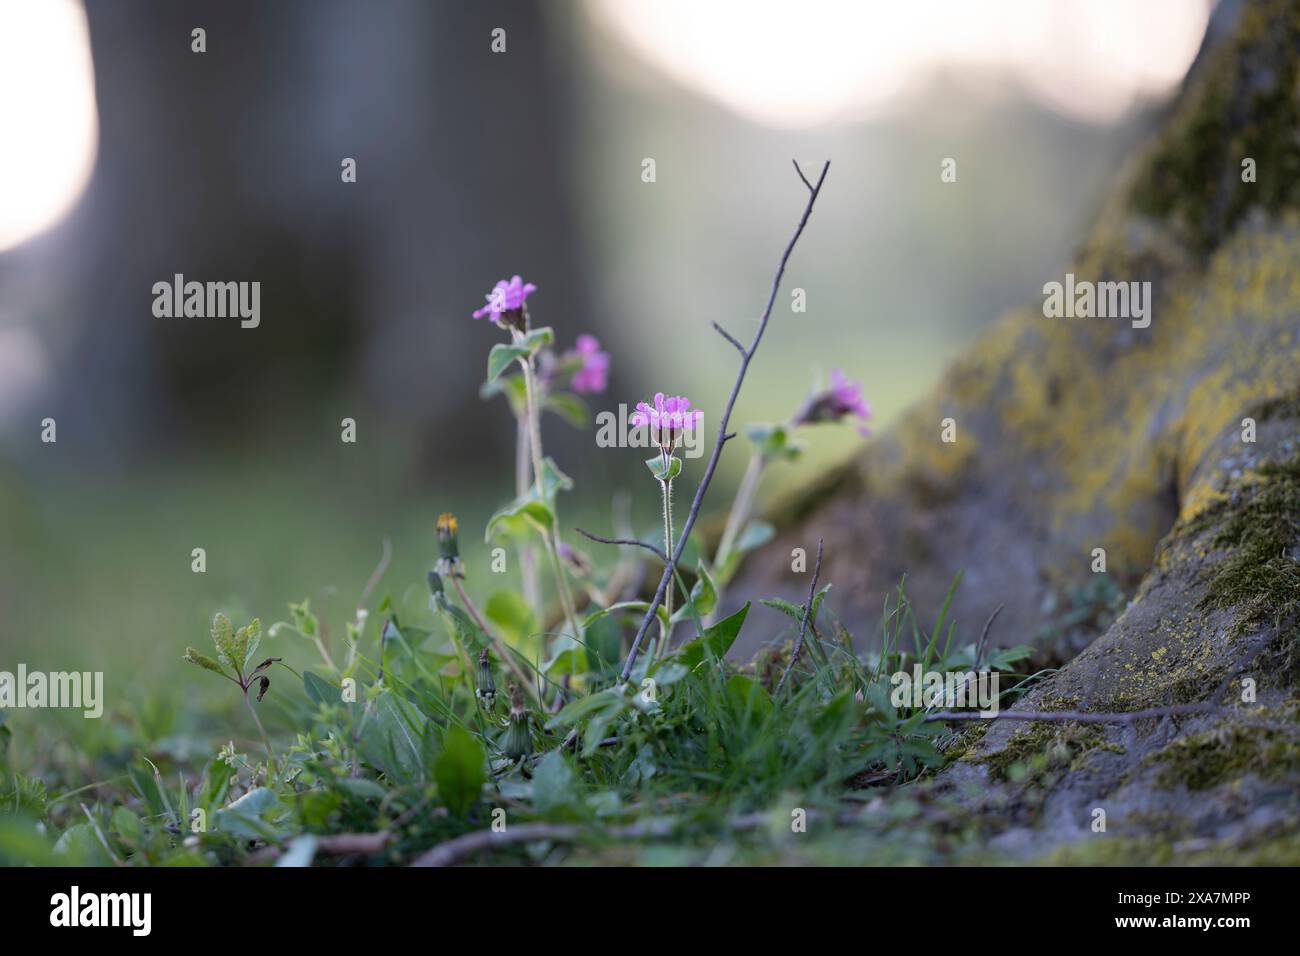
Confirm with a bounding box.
[184,613,284,776]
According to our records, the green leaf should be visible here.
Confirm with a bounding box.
[532,751,577,813]
[479,370,527,408]
[645,454,682,482]
[538,456,574,500]
[746,422,803,462]
[544,392,589,428]
[302,671,338,707]
[735,520,775,554]
[110,807,144,844]
[239,618,262,670]
[582,601,670,634]
[520,326,555,352]
[211,612,236,669]
[724,674,772,722]
[675,602,750,669]
[361,693,427,783]
[484,496,554,541]
[484,590,538,647]
[183,647,227,677]
[434,726,486,818]
[671,559,717,623]
[214,787,279,839]
[485,458,570,541]
[486,343,530,384]
[546,687,626,731]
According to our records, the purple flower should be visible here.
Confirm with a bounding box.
[794,368,872,436]
[472,275,537,321]
[568,334,610,394]
[631,392,703,439]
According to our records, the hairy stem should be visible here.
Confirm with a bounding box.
[515,413,541,607]
[656,476,676,659]
[518,353,583,643]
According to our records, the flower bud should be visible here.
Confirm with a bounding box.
[501,682,533,759]
[476,649,497,712]
[436,512,464,577]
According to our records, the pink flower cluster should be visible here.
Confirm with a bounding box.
[796,368,872,436]
[631,392,703,435]
[568,334,609,394]
[472,275,537,321]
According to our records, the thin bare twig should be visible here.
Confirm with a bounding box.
[618,160,831,685]
[972,603,1003,672]
[776,538,824,695]
[792,159,815,192]
[574,527,666,563]
[711,321,748,356]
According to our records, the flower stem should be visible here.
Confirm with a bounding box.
[450,574,541,707]
[517,353,583,643]
[656,476,676,659]
[242,688,275,782]
[515,415,541,607]
[715,450,766,576]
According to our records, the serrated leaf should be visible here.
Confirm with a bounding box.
[211,612,236,668]
[240,618,262,670]
[434,726,485,818]
[760,597,805,623]
[183,647,227,677]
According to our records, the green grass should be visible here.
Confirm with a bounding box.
[0,508,1035,866]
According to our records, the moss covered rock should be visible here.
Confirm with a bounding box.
[727,0,1300,861]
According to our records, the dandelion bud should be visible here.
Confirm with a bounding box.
[436,512,464,577]
[255,676,271,702]
[502,682,533,759]
[476,649,497,712]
